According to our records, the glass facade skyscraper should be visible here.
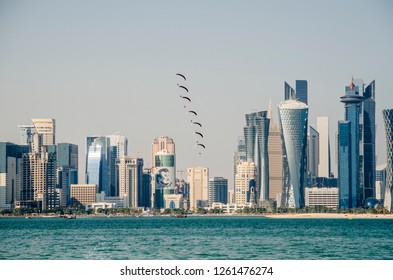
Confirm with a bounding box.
[208,177,228,206]
[383,109,393,211]
[339,81,363,208]
[278,100,308,208]
[338,121,352,208]
[86,136,110,194]
[295,80,308,105]
[243,111,270,202]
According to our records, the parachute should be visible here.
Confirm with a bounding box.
[178,85,189,92]
[188,110,197,116]
[180,96,191,102]
[197,143,206,149]
[176,73,186,81]
[195,132,204,138]
[192,122,202,127]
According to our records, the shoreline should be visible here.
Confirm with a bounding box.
[2,213,393,219]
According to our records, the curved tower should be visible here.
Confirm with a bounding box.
[278,100,308,208]
[383,109,393,211]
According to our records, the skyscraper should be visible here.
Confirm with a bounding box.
[243,111,270,202]
[152,136,175,166]
[317,117,331,178]
[107,134,128,196]
[362,81,376,200]
[295,80,308,105]
[308,126,319,178]
[284,82,295,100]
[278,99,308,208]
[18,125,35,146]
[267,104,283,202]
[233,136,246,189]
[86,136,110,195]
[338,121,352,208]
[152,150,176,209]
[187,166,209,209]
[382,109,393,211]
[117,156,143,207]
[208,177,228,206]
[339,80,363,207]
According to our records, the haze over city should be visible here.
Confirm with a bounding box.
[1,0,392,187]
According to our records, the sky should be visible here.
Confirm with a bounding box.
[0,0,392,187]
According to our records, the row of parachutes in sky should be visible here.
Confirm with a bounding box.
[176,73,206,155]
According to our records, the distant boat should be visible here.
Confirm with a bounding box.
[172,214,187,218]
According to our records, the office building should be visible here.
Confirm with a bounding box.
[208,177,228,206]
[18,125,35,146]
[233,137,246,189]
[70,184,97,207]
[295,80,308,105]
[376,164,386,203]
[152,150,176,209]
[107,134,128,196]
[339,80,363,208]
[243,111,270,202]
[235,161,257,205]
[187,166,209,209]
[141,168,152,208]
[267,104,283,202]
[31,118,55,146]
[362,81,376,200]
[305,187,339,209]
[152,136,175,166]
[117,156,143,208]
[317,117,331,178]
[308,126,319,178]
[278,99,308,208]
[86,136,110,195]
[284,82,295,101]
[383,109,393,211]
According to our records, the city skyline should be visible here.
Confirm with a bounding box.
[1,1,392,188]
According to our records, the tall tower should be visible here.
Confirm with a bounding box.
[187,166,209,209]
[284,82,295,100]
[362,81,376,200]
[268,104,283,202]
[317,117,331,177]
[85,136,110,195]
[243,111,270,202]
[117,156,143,207]
[107,134,128,197]
[382,109,393,211]
[338,121,352,208]
[295,80,308,105]
[308,126,319,178]
[18,125,35,146]
[152,150,176,209]
[339,80,363,207]
[278,99,308,208]
[233,137,246,190]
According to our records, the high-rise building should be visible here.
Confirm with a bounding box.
[295,80,308,105]
[107,135,128,196]
[141,168,152,208]
[284,82,295,101]
[243,111,270,202]
[338,121,352,208]
[308,126,319,178]
[152,136,175,166]
[152,150,176,209]
[267,104,283,202]
[208,177,228,206]
[0,143,30,209]
[376,164,386,203]
[278,99,308,208]
[31,118,55,146]
[235,161,257,205]
[316,117,331,178]
[339,80,363,208]
[187,166,209,209]
[117,156,143,208]
[362,81,376,200]
[86,136,110,195]
[233,136,246,189]
[382,109,393,211]
[57,143,78,170]
[18,125,35,146]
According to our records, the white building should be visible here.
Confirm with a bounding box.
[235,161,257,205]
[187,166,209,210]
[305,187,339,209]
[317,117,331,178]
[31,118,55,146]
[117,156,143,207]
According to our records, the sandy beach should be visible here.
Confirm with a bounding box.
[263,213,393,219]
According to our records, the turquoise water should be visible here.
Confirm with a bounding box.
[1,216,393,260]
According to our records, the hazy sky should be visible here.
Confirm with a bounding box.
[1,0,392,187]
